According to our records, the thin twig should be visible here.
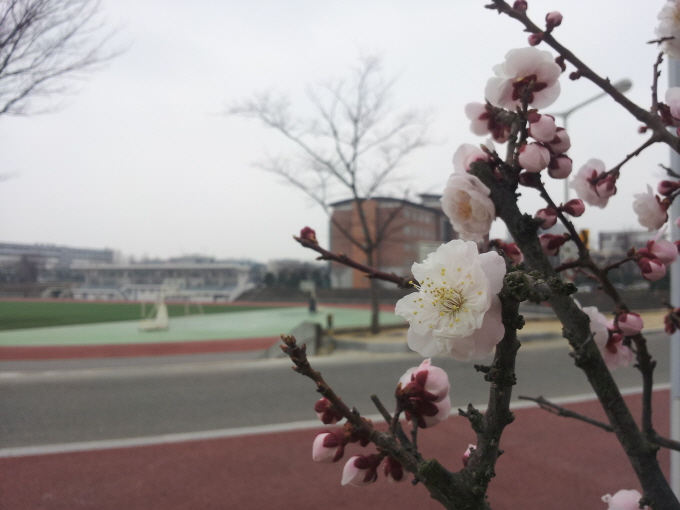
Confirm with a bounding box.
[518,395,614,432]
[295,235,414,288]
[652,52,664,114]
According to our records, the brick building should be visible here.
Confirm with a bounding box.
[329,195,456,288]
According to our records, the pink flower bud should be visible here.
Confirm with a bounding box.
[299,226,317,243]
[658,180,680,196]
[399,358,450,403]
[547,127,571,154]
[383,456,407,483]
[547,154,572,179]
[513,0,528,11]
[562,199,585,217]
[528,32,543,46]
[648,238,678,265]
[616,312,644,336]
[665,307,680,335]
[312,431,346,463]
[545,11,563,29]
[518,143,550,173]
[341,454,382,487]
[462,444,476,467]
[496,241,523,265]
[540,233,569,256]
[528,113,557,143]
[314,397,343,424]
[638,257,666,281]
[536,207,558,229]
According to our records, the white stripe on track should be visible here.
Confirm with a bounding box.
[0,383,669,458]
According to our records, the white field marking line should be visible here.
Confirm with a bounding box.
[0,384,670,459]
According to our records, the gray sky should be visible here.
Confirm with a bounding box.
[0,1,669,262]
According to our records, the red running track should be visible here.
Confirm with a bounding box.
[0,390,671,510]
[0,336,280,360]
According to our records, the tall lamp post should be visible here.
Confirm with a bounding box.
[549,78,633,203]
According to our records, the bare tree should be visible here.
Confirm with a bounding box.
[0,0,113,117]
[229,57,429,333]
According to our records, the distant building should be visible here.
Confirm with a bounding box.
[599,231,655,257]
[0,242,115,282]
[71,260,252,302]
[329,195,456,288]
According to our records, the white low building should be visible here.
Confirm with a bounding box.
[71,262,253,302]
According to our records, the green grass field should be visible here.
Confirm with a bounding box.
[0,301,276,331]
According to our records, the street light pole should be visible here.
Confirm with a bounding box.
[549,78,633,203]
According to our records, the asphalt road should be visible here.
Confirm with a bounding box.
[0,332,671,448]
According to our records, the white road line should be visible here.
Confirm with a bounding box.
[0,384,669,458]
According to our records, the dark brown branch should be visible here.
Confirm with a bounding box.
[294,235,414,288]
[519,395,680,452]
[652,52,664,114]
[518,395,614,431]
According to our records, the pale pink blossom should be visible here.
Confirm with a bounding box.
[395,240,506,362]
[547,127,571,154]
[547,154,572,179]
[383,456,407,483]
[666,88,680,121]
[582,306,609,345]
[462,444,476,467]
[416,397,452,429]
[648,238,678,265]
[341,454,381,487]
[602,489,648,510]
[464,103,511,143]
[441,173,495,242]
[545,11,563,29]
[609,312,644,337]
[570,159,616,208]
[528,113,557,143]
[562,199,585,217]
[519,143,551,173]
[638,257,667,281]
[633,185,668,231]
[536,207,557,229]
[314,397,343,424]
[485,47,561,110]
[600,333,635,370]
[313,431,346,463]
[656,0,680,59]
[452,142,493,174]
[539,233,569,256]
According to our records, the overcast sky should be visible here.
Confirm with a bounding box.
[0,1,670,263]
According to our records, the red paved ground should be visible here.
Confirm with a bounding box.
[0,336,280,360]
[0,390,671,510]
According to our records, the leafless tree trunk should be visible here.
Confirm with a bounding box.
[229,56,429,333]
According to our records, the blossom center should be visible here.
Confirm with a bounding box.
[511,74,547,103]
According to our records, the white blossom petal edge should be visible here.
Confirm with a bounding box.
[395,240,506,361]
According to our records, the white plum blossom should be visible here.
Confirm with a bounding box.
[527,113,556,143]
[395,240,506,362]
[602,489,648,510]
[570,158,616,208]
[656,0,680,60]
[485,47,561,110]
[441,173,495,242]
[547,127,571,154]
[633,185,668,231]
[452,140,494,174]
[582,305,633,370]
[581,305,609,347]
